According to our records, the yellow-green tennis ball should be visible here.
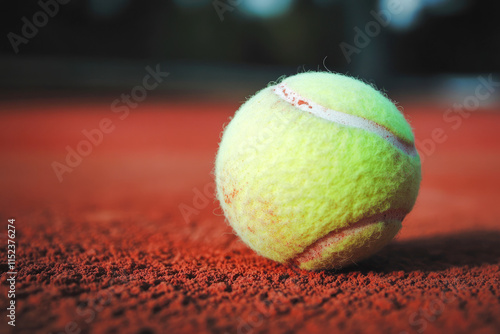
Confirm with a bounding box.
[215,72,421,271]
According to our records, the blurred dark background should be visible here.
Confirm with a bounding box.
[1,0,499,100]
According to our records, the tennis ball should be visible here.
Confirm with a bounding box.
[215,72,421,270]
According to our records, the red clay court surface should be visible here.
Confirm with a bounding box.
[0,99,499,334]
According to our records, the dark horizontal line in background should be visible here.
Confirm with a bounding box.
[0,56,499,108]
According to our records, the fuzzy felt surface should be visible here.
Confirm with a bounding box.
[284,72,415,143]
[215,73,421,269]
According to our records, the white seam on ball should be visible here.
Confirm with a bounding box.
[272,83,417,157]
